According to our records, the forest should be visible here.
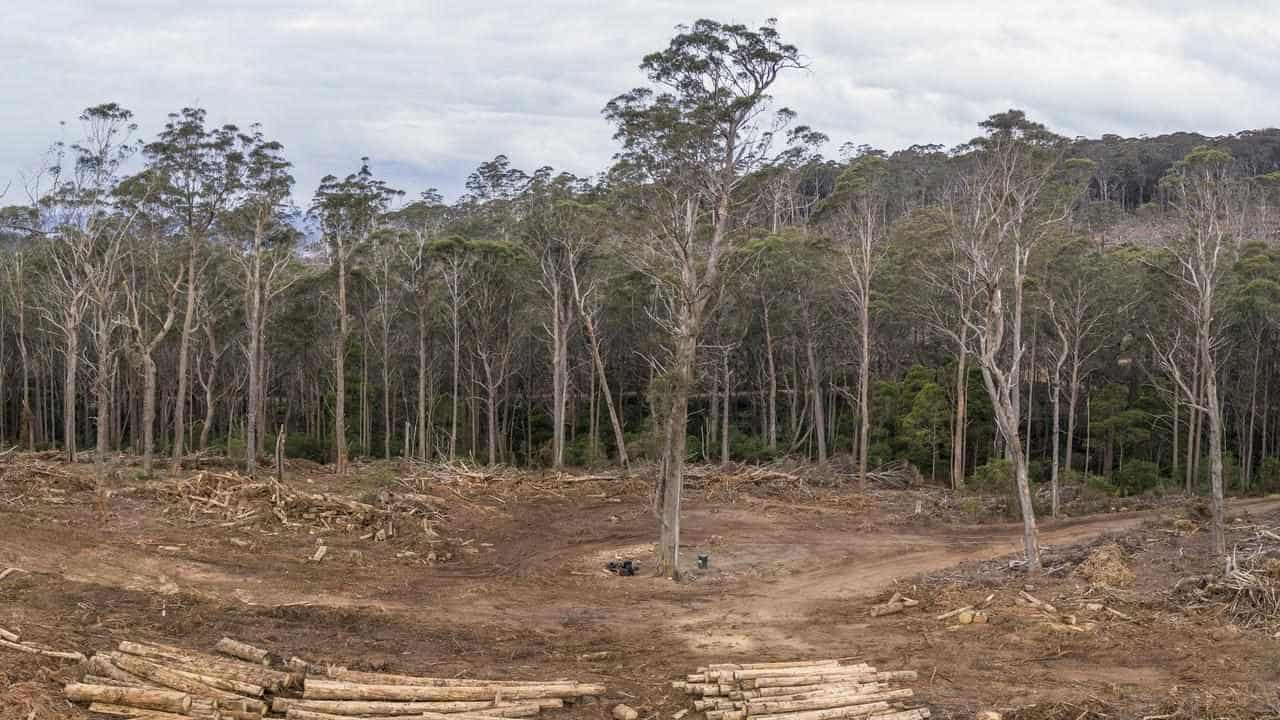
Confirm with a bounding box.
[3,20,1280,572]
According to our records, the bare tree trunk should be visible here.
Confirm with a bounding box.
[450,298,460,462]
[1204,344,1226,556]
[1189,354,1202,493]
[762,297,777,452]
[200,370,215,452]
[171,252,197,472]
[416,312,429,460]
[141,356,159,475]
[550,281,569,469]
[1065,359,1080,476]
[581,313,628,466]
[1050,357,1065,519]
[382,314,391,461]
[857,282,870,488]
[721,350,731,464]
[951,327,968,490]
[246,257,261,474]
[1246,339,1261,489]
[63,328,79,462]
[805,334,826,464]
[483,362,498,466]
[335,250,349,474]
[93,308,112,464]
[656,323,695,579]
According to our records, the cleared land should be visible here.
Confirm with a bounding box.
[2,455,1278,719]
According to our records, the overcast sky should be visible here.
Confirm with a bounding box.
[2,0,1277,202]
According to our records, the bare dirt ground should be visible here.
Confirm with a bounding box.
[3,457,1279,719]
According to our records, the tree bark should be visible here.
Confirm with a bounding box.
[857,279,870,487]
[335,246,349,474]
[762,296,778,452]
[417,312,429,460]
[721,349,731,464]
[951,326,968,490]
[171,249,198,472]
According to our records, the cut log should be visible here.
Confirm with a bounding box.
[1018,591,1057,614]
[742,683,885,700]
[284,710,515,720]
[111,653,266,711]
[934,606,973,621]
[748,671,914,689]
[113,651,263,696]
[272,699,551,716]
[707,660,840,671]
[88,655,156,687]
[863,710,929,720]
[86,702,191,719]
[64,683,191,713]
[214,637,272,666]
[751,700,892,720]
[723,664,871,682]
[118,641,290,690]
[747,689,913,714]
[0,625,18,642]
[304,679,607,702]
[323,667,577,687]
[0,637,85,662]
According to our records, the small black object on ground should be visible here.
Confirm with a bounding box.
[606,559,639,576]
[696,553,710,570]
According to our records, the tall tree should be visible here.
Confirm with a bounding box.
[39,103,143,462]
[1151,147,1250,559]
[311,159,401,474]
[605,18,804,577]
[142,108,244,472]
[945,111,1090,570]
[822,152,894,486]
[226,129,295,475]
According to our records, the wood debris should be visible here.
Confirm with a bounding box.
[674,658,927,720]
[64,635,605,720]
[870,592,920,618]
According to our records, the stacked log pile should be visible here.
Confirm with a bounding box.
[673,659,927,720]
[64,636,606,720]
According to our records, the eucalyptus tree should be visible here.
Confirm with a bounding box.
[605,18,804,578]
[226,129,295,474]
[388,191,448,459]
[310,159,401,474]
[142,107,245,470]
[560,195,631,466]
[119,226,183,475]
[1,237,35,449]
[1151,147,1252,558]
[518,168,585,469]
[820,152,894,486]
[944,111,1091,571]
[38,103,144,462]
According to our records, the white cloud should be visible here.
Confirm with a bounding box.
[1,0,1277,202]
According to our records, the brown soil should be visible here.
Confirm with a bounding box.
[3,458,1280,719]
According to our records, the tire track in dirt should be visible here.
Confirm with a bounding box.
[669,496,1280,654]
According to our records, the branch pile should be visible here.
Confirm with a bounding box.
[672,659,927,720]
[64,636,607,720]
[1176,523,1280,630]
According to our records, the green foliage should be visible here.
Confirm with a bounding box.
[1113,460,1163,496]
[969,459,1015,495]
[1257,458,1280,494]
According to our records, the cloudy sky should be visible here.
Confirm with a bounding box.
[1,0,1277,201]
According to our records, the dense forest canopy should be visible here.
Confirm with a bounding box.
[2,20,1279,569]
